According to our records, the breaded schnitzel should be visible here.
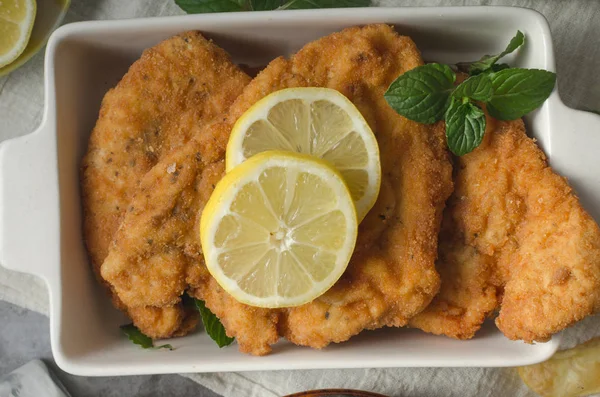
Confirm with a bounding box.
[100,24,453,355]
[81,31,251,338]
[410,116,600,342]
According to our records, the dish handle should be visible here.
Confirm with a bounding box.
[0,122,57,280]
[550,102,600,222]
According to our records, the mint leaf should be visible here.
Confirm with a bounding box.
[279,0,369,9]
[176,0,250,13]
[121,324,153,348]
[489,63,510,73]
[176,0,370,12]
[252,0,281,10]
[384,63,456,124]
[487,68,556,120]
[453,73,493,102]
[194,299,234,348]
[469,31,525,75]
[456,62,510,76]
[445,99,486,156]
[120,324,173,350]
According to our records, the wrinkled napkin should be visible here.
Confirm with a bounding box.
[0,360,71,397]
[1,1,599,396]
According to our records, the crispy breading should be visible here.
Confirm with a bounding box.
[100,25,453,354]
[410,117,600,342]
[81,31,251,338]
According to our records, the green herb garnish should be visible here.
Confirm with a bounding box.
[384,31,556,156]
[451,73,493,102]
[486,68,556,120]
[121,294,233,349]
[194,298,235,348]
[467,30,525,75]
[176,0,370,13]
[384,63,455,125]
[120,324,173,350]
[445,98,486,156]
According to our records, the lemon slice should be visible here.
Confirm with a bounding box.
[201,151,358,308]
[518,337,600,397]
[0,0,37,68]
[226,87,381,221]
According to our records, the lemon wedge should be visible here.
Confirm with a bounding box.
[226,87,381,221]
[0,0,36,68]
[201,151,358,308]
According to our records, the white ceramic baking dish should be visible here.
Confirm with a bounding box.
[2,6,599,377]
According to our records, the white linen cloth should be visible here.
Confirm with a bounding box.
[0,360,71,397]
[1,1,599,396]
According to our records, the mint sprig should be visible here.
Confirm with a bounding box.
[121,295,233,349]
[466,31,525,75]
[383,63,455,124]
[120,324,173,350]
[252,0,281,10]
[452,73,493,102]
[176,0,250,12]
[176,0,370,13]
[445,98,486,156]
[384,31,555,156]
[194,299,235,348]
[487,68,557,120]
[279,0,369,9]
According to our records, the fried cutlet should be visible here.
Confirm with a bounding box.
[410,116,600,342]
[81,31,251,338]
[99,24,453,354]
